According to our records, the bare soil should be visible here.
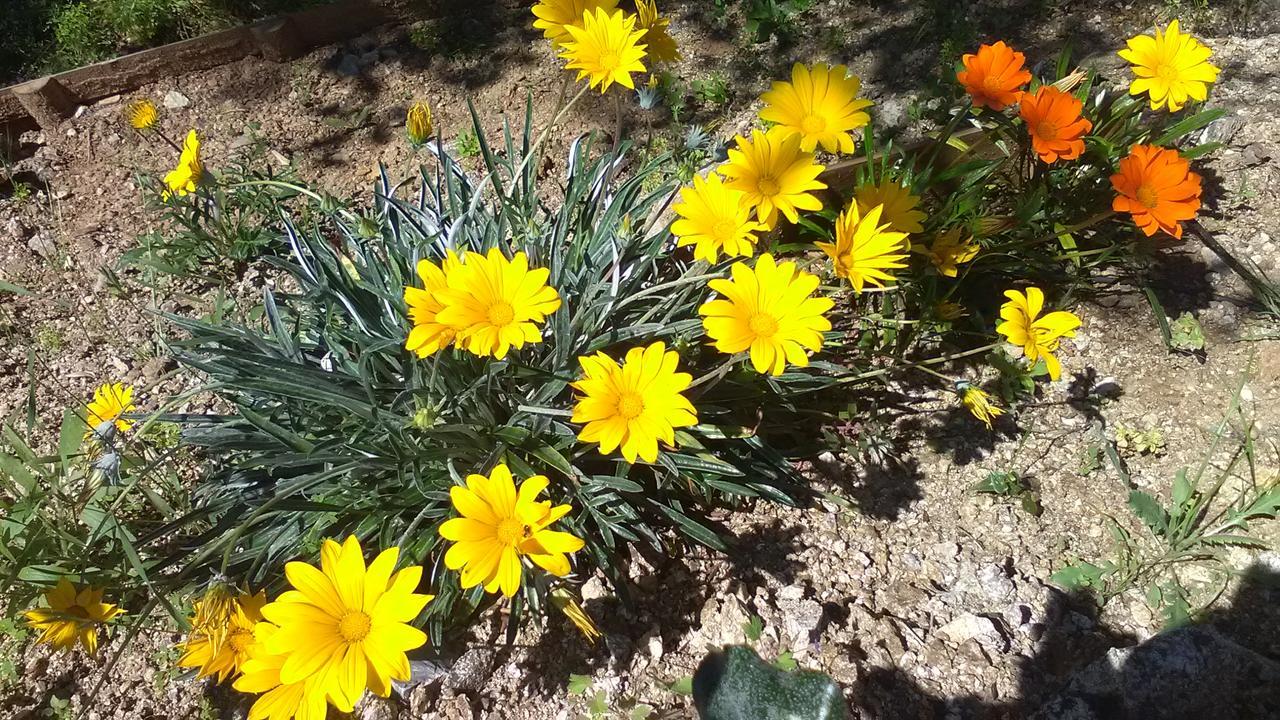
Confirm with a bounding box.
[2,1,1279,719]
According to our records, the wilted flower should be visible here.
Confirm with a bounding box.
[178,589,266,683]
[635,0,680,64]
[551,589,602,643]
[957,382,1004,428]
[854,179,926,235]
[913,227,980,277]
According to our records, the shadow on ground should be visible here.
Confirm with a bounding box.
[852,561,1280,719]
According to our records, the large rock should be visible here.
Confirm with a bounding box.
[1029,626,1280,719]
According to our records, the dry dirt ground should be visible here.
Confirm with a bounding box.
[2,1,1280,719]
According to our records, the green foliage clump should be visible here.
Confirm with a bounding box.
[157,104,831,634]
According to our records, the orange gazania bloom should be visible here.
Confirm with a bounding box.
[1110,145,1201,240]
[1019,86,1092,163]
[957,41,1031,110]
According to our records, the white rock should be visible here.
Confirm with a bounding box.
[163,90,190,109]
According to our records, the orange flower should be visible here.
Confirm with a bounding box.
[957,41,1031,110]
[1019,86,1092,163]
[1110,145,1201,240]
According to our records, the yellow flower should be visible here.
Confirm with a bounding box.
[86,382,136,436]
[258,536,433,712]
[671,173,765,263]
[572,341,698,463]
[163,130,203,198]
[635,0,680,64]
[758,63,873,155]
[532,0,619,48]
[816,202,909,292]
[405,101,433,146]
[718,128,827,230]
[124,98,158,130]
[854,179,926,235]
[699,254,833,376]
[957,383,1004,428]
[995,287,1082,381]
[403,251,464,358]
[560,7,648,93]
[551,588,602,643]
[1119,20,1219,112]
[233,623,329,720]
[24,579,123,655]
[440,463,585,598]
[435,249,562,360]
[913,227,979,277]
[178,590,266,683]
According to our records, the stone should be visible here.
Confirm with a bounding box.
[27,233,58,260]
[162,90,190,109]
[1029,626,1280,719]
[937,613,1004,651]
[444,648,494,692]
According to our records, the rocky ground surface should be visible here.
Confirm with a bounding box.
[2,1,1279,718]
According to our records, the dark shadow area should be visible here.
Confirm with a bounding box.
[722,520,808,592]
[848,563,1280,719]
[0,171,51,200]
[1142,249,1215,317]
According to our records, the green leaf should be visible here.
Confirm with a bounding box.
[668,676,693,696]
[59,408,86,462]
[1128,490,1169,538]
[629,704,655,720]
[1168,312,1205,352]
[568,674,593,696]
[773,650,798,672]
[742,614,763,642]
[1154,108,1226,146]
[1172,469,1193,509]
[0,279,31,296]
[1050,561,1104,590]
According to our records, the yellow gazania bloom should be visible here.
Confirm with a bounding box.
[758,63,873,155]
[163,130,203,198]
[854,179,926,235]
[1119,20,1220,112]
[913,227,979,277]
[816,202,909,293]
[404,251,464,358]
[957,383,1004,428]
[260,536,432,712]
[178,591,266,683]
[995,287,1082,381]
[671,173,765,263]
[405,101,433,146]
[635,0,679,63]
[435,249,562,360]
[24,579,123,655]
[551,589,602,643]
[560,8,648,93]
[440,463,586,598]
[86,382,136,435]
[572,341,698,463]
[234,623,329,720]
[124,98,158,130]
[719,128,827,230]
[532,0,619,48]
[699,254,833,376]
